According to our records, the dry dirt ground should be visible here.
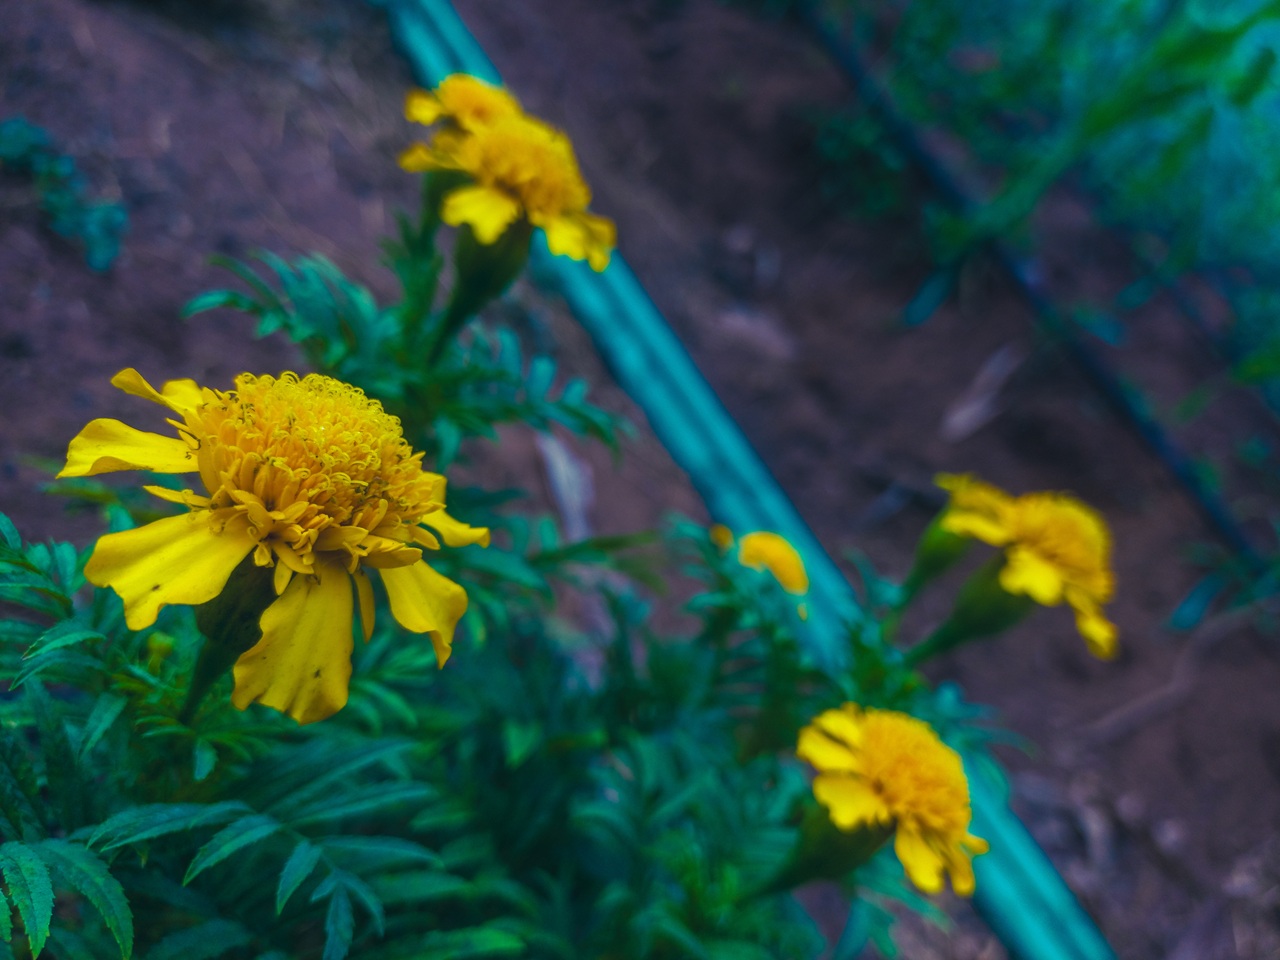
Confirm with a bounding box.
[4,0,1280,957]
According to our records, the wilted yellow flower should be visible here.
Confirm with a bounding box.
[59,369,489,724]
[399,86,615,271]
[797,704,988,896]
[936,473,1118,659]
[404,74,522,132]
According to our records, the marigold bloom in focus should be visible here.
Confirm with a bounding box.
[797,703,988,896]
[399,78,615,272]
[936,473,1118,659]
[60,369,489,724]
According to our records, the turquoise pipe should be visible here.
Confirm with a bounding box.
[382,2,1116,958]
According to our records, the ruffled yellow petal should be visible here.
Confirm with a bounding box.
[423,509,491,548]
[110,368,202,417]
[813,776,892,831]
[379,560,468,667]
[796,724,860,774]
[811,705,865,754]
[232,558,354,725]
[542,211,616,272]
[738,531,809,595]
[1071,597,1119,659]
[85,512,255,630]
[998,546,1065,605]
[442,184,522,244]
[894,827,946,895]
[405,88,444,126]
[58,420,196,478]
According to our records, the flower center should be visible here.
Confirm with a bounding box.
[860,710,971,836]
[470,119,588,217]
[187,373,443,559]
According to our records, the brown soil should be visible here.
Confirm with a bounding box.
[3,0,1279,957]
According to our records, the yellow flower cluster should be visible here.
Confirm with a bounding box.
[936,473,1118,659]
[60,369,488,724]
[398,74,615,271]
[797,703,988,896]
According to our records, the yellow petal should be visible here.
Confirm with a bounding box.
[441,184,521,244]
[85,512,255,630]
[423,509,491,548]
[796,725,860,774]
[354,569,375,643]
[58,420,196,478]
[813,775,891,831]
[894,827,946,895]
[232,558,354,725]
[542,212,615,271]
[998,546,1065,605]
[939,509,1012,546]
[110,368,202,417]
[738,531,809,595]
[397,142,440,173]
[379,560,468,667]
[1071,599,1118,659]
[405,88,443,126]
[811,706,865,753]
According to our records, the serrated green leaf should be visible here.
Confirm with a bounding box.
[0,885,11,942]
[317,836,441,871]
[275,840,321,914]
[91,802,251,851]
[144,919,253,960]
[33,839,132,959]
[184,814,281,884]
[79,694,126,760]
[0,842,53,957]
[286,782,434,829]
[0,517,20,551]
[321,885,354,960]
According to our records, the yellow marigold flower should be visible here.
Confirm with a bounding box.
[59,369,490,724]
[797,704,988,896]
[737,531,809,596]
[404,74,522,132]
[936,473,1118,659]
[400,110,615,271]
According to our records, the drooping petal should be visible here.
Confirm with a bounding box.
[58,420,196,478]
[231,559,354,725]
[442,185,522,244]
[812,775,891,831]
[796,725,861,774]
[110,368,202,417]
[379,560,468,667]
[85,512,256,630]
[543,212,615,271]
[894,827,946,895]
[998,546,1065,605]
[353,569,375,643]
[738,531,809,595]
[423,509,491,548]
[1070,596,1119,659]
[397,142,440,173]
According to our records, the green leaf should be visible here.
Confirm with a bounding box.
[321,885,354,960]
[275,840,322,914]
[0,516,21,551]
[192,741,218,783]
[79,694,127,760]
[23,622,104,660]
[33,839,132,959]
[91,802,251,851]
[184,815,281,884]
[144,919,253,960]
[285,783,435,829]
[317,836,441,871]
[0,842,53,957]
[0,885,11,942]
